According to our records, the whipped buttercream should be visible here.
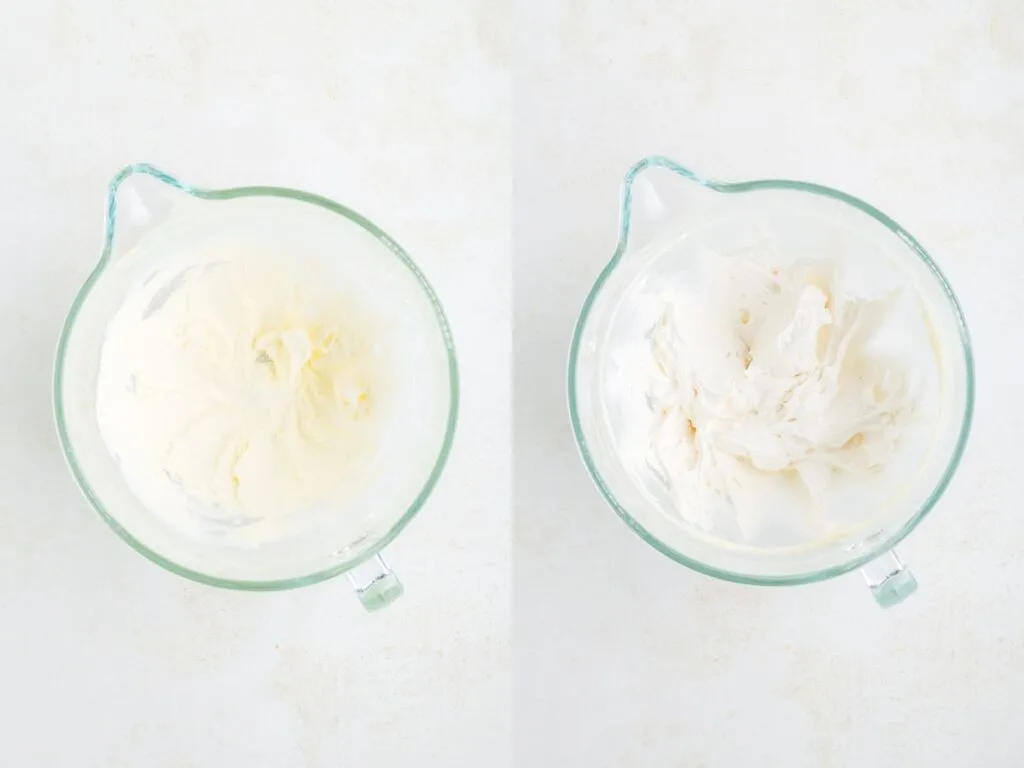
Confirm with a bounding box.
[633,252,935,543]
[96,254,390,525]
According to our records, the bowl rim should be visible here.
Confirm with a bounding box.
[566,154,975,586]
[53,163,460,591]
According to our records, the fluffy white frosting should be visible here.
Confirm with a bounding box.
[641,255,926,540]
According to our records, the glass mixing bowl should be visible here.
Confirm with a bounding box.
[54,164,459,610]
[568,156,974,607]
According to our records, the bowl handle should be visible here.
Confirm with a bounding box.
[860,549,918,608]
[346,552,405,611]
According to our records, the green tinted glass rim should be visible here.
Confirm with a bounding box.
[53,163,460,591]
[567,155,975,587]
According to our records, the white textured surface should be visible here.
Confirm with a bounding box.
[0,2,509,766]
[4,1,1024,765]
[515,1,1021,766]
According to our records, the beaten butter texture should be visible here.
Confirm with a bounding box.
[96,256,390,524]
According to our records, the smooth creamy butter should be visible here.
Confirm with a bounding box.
[614,249,940,545]
[96,255,390,524]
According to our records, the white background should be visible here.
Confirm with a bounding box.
[0,2,510,766]
[516,1,1024,766]
[3,1,1023,766]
